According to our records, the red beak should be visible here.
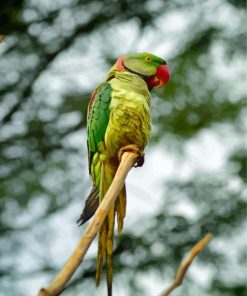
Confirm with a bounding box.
[156,64,170,88]
[147,64,170,89]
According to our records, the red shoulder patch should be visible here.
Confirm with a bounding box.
[88,89,97,112]
[115,56,125,71]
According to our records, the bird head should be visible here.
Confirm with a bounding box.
[114,52,170,89]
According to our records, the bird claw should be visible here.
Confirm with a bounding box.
[118,144,145,167]
[134,153,145,167]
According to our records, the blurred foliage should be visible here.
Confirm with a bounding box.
[0,0,246,296]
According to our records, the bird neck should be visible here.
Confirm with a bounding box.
[106,67,149,90]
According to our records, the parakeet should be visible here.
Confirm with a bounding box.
[77,52,170,295]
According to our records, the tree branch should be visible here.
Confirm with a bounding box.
[37,151,139,296]
[160,233,212,296]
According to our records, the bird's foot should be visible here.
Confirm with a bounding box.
[118,144,145,167]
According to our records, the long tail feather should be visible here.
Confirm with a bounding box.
[96,162,107,286]
[96,222,107,285]
[79,153,123,296]
[96,161,116,295]
[116,184,126,235]
[106,204,115,296]
[77,186,99,226]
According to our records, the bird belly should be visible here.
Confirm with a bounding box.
[105,93,151,156]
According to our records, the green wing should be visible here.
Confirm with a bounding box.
[87,82,112,174]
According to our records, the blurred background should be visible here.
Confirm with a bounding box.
[0,0,246,295]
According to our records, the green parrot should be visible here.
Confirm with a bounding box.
[77,52,170,295]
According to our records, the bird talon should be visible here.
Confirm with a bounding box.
[118,144,145,167]
[134,153,145,167]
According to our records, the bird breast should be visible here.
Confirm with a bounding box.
[105,75,151,156]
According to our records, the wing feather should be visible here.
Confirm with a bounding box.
[87,82,112,174]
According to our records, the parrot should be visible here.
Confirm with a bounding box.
[77,52,170,295]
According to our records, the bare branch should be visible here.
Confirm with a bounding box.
[160,233,212,296]
[37,151,139,296]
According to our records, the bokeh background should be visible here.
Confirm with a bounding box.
[0,0,246,295]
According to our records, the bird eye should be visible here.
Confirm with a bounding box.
[146,56,152,62]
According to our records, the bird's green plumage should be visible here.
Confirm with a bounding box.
[79,52,169,296]
[87,82,112,175]
[124,52,166,76]
[87,70,151,296]
[105,70,151,156]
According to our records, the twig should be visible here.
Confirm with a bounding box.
[38,151,139,296]
[160,233,212,296]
